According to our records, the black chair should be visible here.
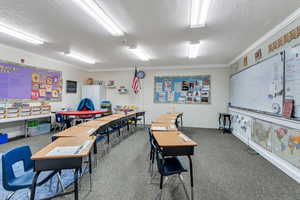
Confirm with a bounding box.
[154,145,189,200]
[147,128,156,175]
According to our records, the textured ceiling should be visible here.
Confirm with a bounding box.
[0,0,298,71]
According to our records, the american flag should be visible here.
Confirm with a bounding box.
[132,68,140,94]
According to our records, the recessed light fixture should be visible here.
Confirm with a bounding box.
[72,0,124,36]
[188,42,200,59]
[128,47,150,61]
[63,51,96,64]
[0,22,44,45]
[190,0,211,28]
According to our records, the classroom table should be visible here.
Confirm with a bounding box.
[31,136,96,200]
[152,130,197,200]
[58,110,111,128]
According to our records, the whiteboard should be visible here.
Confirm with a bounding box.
[285,46,300,118]
[230,53,284,114]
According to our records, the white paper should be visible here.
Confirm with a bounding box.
[151,126,167,131]
[179,134,192,142]
[88,128,96,134]
[47,146,81,156]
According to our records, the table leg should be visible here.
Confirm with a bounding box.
[88,152,93,191]
[30,171,41,200]
[181,115,183,128]
[74,168,79,200]
[188,155,194,200]
[228,116,232,133]
[223,115,226,134]
[218,113,222,130]
[143,114,146,128]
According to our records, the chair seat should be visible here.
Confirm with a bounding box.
[161,157,187,176]
[96,135,106,142]
[7,170,55,191]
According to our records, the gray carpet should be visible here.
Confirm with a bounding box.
[0,128,299,200]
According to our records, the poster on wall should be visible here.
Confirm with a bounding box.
[154,75,211,104]
[0,60,62,101]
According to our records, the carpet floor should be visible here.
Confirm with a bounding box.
[0,128,299,200]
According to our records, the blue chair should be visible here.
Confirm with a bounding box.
[2,146,61,200]
[55,113,66,131]
[154,145,189,200]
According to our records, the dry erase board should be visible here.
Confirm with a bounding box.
[154,75,211,104]
[285,45,300,118]
[0,61,62,101]
[230,53,284,114]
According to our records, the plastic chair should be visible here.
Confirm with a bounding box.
[2,146,63,200]
[147,128,156,175]
[55,113,66,131]
[154,145,189,200]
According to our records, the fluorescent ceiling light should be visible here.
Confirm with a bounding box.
[64,51,96,64]
[72,0,124,36]
[190,0,211,28]
[188,42,200,59]
[0,22,44,45]
[128,47,150,61]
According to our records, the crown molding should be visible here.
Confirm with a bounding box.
[228,8,300,66]
[86,64,229,72]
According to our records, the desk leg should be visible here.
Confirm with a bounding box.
[88,152,93,191]
[143,114,146,128]
[181,115,183,128]
[218,114,221,130]
[228,116,232,133]
[93,140,97,168]
[74,168,79,200]
[30,171,40,200]
[188,155,194,200]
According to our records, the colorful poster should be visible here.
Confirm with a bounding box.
[0,60,62,101]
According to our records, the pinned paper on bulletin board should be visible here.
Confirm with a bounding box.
[154,75,211,104]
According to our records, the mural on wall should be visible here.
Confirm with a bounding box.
[252,119,300,169]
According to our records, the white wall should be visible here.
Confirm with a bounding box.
[88,67,230,128]
[0,43,88,111]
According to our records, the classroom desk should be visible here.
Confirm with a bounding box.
[152,130,197,200]
[31,136,96,200]
[58,110,110,128]
[151,122,177,131]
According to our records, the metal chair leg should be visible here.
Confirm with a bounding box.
[178,174,190,200]
[56,173,65,193]
[6,191,16,200]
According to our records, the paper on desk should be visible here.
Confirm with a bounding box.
[47,146,81,156]
[151,126,167,131]
[46,140,93,156]
[88,128,96,134]
[179,134,192,142]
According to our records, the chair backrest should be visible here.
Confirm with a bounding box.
[55,113,64,123]
[147,128,154,147]
[2,146,33,190]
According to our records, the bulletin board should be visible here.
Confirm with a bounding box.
[154,75,211,104]
[0,60,62,101]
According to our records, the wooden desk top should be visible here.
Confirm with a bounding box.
[152,131,198,147]
[77,120,108,129]
[31,136,96,160]
[151,123,177,131]
[54,126,97,138]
